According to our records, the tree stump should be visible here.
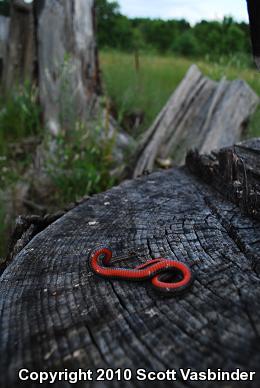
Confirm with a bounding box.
[1,139,260,387]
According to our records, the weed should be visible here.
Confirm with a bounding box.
[0,81,41,151]
[46,119,117,206]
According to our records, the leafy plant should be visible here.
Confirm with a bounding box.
[0,81,41,192]
[46,119,117,205]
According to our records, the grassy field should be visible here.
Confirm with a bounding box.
[100,51,260,138]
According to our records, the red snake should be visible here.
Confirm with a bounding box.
[89,247,193,295]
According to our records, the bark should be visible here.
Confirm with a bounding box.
[186,138,260,221]
[247,0,260,69]
[0,15,10,81]
[3,0,35,91]
[35,0,101,134]
[0,139,260,387]
[133,65,259,178]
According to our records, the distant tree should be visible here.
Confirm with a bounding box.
[134,19,190,53]
[238,22,252,54]
[96,0,135,51]
[96,0,120,47]
[95,1,251,59]
[172,31,199,57]
[224,24,246,54]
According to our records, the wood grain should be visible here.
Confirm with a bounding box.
[1,140,260,387]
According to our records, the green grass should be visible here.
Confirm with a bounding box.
[0,82,41,150]
[100,51,260,137]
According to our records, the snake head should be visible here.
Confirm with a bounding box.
[91,247,113,267]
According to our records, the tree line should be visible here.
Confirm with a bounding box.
[96,0,252,61]
[0,0,252,61]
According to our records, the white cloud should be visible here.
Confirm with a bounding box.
[118,0,249,24]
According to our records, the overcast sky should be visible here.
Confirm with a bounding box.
[118,0,249,24]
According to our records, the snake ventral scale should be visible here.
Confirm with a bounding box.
[89,247,193,295]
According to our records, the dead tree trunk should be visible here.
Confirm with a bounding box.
[3,0,100,134]
[247,0,260,69]
[0,15,10,81]
[133,65,259,177]
[1,139,260,387]
[3,0,35,91]
[35,0,101,134]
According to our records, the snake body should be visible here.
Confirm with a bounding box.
[89,247,193,294]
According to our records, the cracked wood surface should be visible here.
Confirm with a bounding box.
[1,143,260,387]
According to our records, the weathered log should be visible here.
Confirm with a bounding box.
[1,139,260,387]
[133,65,259,177]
